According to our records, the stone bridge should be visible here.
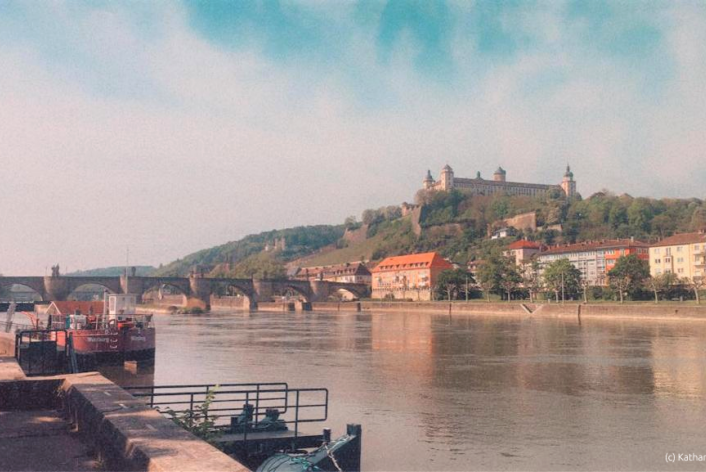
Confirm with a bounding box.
[0,275,369,310]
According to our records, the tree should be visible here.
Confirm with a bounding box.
[684,276,705,304]
[542,258,582,302]
[522,260,543,302]
[435,269,475,301]
[477,253,517,301]
[580,277,592,303]
[499,264,522,301]
[343,215,359,230]
[607,254,650,303]
[646,272,679,303]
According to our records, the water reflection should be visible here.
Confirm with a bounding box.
[103,311,706,471]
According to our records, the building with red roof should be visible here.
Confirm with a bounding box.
[371,252,453,300]
[537,239,649,285]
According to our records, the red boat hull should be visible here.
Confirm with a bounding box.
[59,327,156,364]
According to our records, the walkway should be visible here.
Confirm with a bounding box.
[0,409,97,471]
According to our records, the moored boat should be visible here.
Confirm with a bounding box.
[46,294,155,366]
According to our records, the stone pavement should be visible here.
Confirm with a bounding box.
[0,409,98,471]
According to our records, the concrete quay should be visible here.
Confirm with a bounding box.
[0,333,249,472]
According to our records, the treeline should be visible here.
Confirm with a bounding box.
[410,189,706,266]
[435,254,705,304]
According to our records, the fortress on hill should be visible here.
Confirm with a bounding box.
[423,165,577,198]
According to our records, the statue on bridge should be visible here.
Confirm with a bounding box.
[50,264,61,277]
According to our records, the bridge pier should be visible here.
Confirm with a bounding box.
[189,275,212,311]
[294,300,312,312]
[309,280,331,303]
[252,280,274,302]
[120,275,145,303]
[43,276,70,301]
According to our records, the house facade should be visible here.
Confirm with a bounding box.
[371,252,453,301]
[649,232,706,279]
[537,239,650,285]
[504,240,541,266]
[293,262,372,284]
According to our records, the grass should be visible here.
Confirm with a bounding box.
[299,232,386,266]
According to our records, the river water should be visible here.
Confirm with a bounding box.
[101,310,706,471]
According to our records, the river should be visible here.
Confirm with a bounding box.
[101,310,706,471]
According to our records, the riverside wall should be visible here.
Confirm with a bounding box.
[361,301,534,316]
[358,301,706,321]
[0,336,248,471]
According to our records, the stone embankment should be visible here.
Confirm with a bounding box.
[0,334,249,472]
[357,301,706,321]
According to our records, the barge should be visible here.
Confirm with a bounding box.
[47,294,155,367]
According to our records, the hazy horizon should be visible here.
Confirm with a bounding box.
[2,1,705,275]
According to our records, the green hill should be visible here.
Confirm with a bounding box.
[154,225,345,277]
[155,190,706,274]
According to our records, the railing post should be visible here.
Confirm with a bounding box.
[294,390,300,438]
[244,391,250,443]
[255,384,260,423]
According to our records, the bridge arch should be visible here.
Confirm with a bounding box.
[330,287,362,301]
[0,282,44,302]
[141,282,190,304]
[67,282,117,301]
[210,281,257,310]
[274,283,312,303]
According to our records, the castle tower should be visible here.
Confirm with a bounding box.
[561,165,576,197]
[423,170,434,190]
[440,164,454,191]
[493,166,507,182]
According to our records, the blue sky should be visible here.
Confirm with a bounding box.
[1,0,705,273]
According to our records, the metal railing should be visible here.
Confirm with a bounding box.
[14,329,70,376]
[124,382,329,441]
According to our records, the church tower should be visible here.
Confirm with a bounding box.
[561,165,576,197]
[439,164,454,191]
[423,170,435,190]
[493,166,507,182]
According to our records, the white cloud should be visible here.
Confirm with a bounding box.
[0,1,705,274]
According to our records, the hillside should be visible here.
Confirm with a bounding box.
[155,190,706,275]
[153,225,345,277]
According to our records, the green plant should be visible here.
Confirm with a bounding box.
[165,387,222,444]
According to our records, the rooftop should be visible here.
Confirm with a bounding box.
[650,231,706,248]
[507,240,541,250]
[372,252,453,272]
[540,239,649,255]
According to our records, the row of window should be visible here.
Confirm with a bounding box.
[653,244,703,255]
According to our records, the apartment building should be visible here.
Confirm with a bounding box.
[537,239,649,285]
[649,232,706,279]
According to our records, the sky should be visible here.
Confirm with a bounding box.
[1,0,705,275]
